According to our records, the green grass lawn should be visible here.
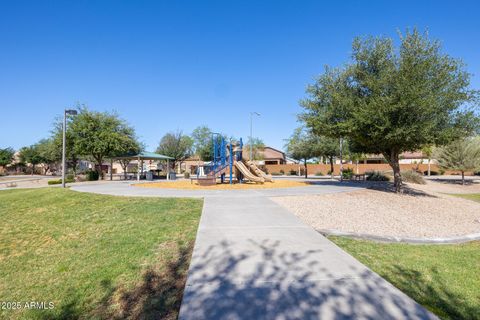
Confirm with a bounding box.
[0,188,202,320]
[452,193,480,203]
[330,236,480,320]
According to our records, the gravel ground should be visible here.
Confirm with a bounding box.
[271,183,480,238]
[416,177,480,194]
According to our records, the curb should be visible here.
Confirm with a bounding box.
[318,229,480,244]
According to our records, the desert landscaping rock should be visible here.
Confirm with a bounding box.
[271,185,480,239]
[417,177,480,194]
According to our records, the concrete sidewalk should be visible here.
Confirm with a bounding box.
[70,180,366,198]
[179,196,437,320]
[69,181,437,318]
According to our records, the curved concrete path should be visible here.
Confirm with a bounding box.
[70,180,365,198]
[71,181,437,319]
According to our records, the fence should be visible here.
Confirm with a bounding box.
[264,163,469,176]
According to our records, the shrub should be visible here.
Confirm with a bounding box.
[48,178,75,185]
[86,170,99,181]
[279,169,285,175]
[315,171,323,176]
[439,168,445,175]
[423,170,439,176]
[66,173,75,181]
[184,171,190,179]
[341,168,354,179]
[401,170,426,184]
[474,171,480,176]
[271,172,282,176]
[289,169,297,176]
[327,170,333,175]
[366,171,390,181]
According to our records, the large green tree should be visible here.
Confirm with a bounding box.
[301,29,479,192]
[285,127,338,178]
[191,125,213,161]
[435,137,480,185]
[36,138,60,174]
[0,147,15,170]
[156,131,193,170]
[19,144,44,175]
[318,137,341,175]
[51,116,80,174]
[115,139,143,179]
[69,108,138,178]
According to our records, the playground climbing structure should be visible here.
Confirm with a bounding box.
[195,134,273,185]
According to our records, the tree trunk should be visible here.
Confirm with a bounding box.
[72,159,78,175]
[304,159,308,179]
[461,171,465,185]
[384,150,402,193]
[109,159,113,181]
[123,164,128,180]
[95,157,103,180]
[427,159,431,177]
[329,156,334,176]
[355,160,359,174]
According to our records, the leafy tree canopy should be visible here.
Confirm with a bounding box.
[435,136,480,184]
[51,116,77,167]
[285,127,339,177]
[69,107,138,175]
[0,147,15,168]
[35,138,60,174]
[191,125,213,161]
[19,144,44,174]
[156,131,193,164]
[300,29,479,191]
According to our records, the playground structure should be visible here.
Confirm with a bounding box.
[194,133,273,186]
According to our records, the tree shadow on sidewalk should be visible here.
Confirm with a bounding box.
[179,239,438,319]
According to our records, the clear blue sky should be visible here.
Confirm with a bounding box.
[1,0,479,151]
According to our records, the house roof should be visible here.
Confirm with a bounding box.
[401,151,424,159]
[262,146,285,160]
[264,146,285,155]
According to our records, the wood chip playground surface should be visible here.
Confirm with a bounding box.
[133,179,309,190]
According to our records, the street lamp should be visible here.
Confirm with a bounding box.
[62,109,78,188]
[249,112,260,161]
[339,137,344,182]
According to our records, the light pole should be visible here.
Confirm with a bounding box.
[249,112,260,161]
[62,109,78,188]
[339,137,343,182]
